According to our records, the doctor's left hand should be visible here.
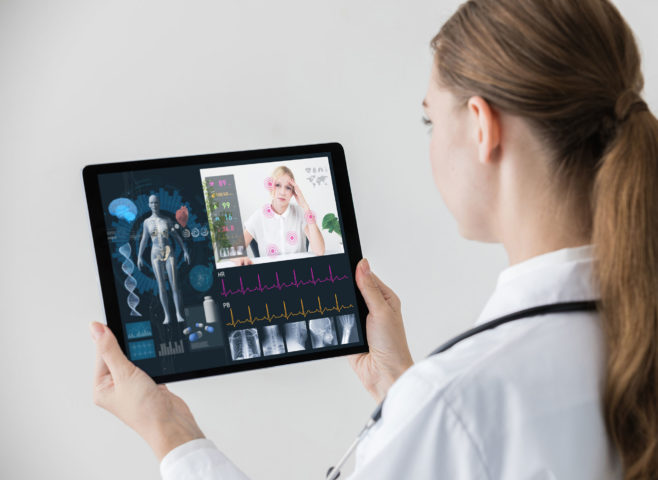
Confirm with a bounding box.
[89,322,205,461]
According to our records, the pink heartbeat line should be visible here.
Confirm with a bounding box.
[220,265,349,297]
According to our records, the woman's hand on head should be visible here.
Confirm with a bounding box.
[349,259,414,403]
[289,179,309,210]
[89,322,205,461]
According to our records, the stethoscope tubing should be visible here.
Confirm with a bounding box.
[326,300,598,479]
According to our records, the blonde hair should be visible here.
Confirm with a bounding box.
[434,1,658,477]
[270,166,295,196]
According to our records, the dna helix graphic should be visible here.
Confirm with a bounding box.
[119,243,142,316]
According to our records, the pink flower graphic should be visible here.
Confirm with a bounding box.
[304,210,316,224]
[286,231,298,245]
[262,203,274,218]
[266,244,280,256]
[264,177,274,191]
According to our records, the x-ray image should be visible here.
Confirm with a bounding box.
[261,325,285,356]
[308,317,338,349]
[335,314,358,344]
[284,321,308,352]
[228,328,261,360]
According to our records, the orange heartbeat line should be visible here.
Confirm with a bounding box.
[225,294,354,327]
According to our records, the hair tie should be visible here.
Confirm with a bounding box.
[615,90,649,123]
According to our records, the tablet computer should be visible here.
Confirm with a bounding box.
[83,142,368,383]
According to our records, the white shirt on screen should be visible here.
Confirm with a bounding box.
[160,244,621,479]
[243,202,307,257]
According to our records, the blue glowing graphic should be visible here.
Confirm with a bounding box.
[189,264,213,292]
[109,198,138,222]
[125,320,152,339]
[128,339,156,360]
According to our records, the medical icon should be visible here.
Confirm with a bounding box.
[308,317,338,348]
[128,339,156,361]
[189,265,213,293]
[125,320,152,340]
[336,314,358,344]
[137,194,190,325]
[109,197,138,222]
[158,340,184,356]
[203,296,220,324]
[189,330,203,342]
[261,325,286,356]
[284,321,308,352]
[119,243,142,316]
[175,206,189,228]
[229,328,261,360]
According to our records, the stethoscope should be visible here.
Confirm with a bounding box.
[326,300,598,480]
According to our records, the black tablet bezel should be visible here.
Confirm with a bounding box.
[83,142,368,383]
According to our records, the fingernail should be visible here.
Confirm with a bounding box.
[362,258,371,274]
[89,322,105,341]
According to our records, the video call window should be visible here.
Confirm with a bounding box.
[200,156,344,269]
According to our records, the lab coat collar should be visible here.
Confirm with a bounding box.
[475,244,599,327]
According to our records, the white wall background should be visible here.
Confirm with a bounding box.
[0,1,656,479]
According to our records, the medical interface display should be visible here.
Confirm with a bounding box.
[86,145,366,382]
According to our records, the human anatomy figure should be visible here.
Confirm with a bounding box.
[137,195,190,324]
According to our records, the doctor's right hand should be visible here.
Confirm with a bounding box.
[89,322,205,461]
[349,259,414,403]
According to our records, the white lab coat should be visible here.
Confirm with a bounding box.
[160,245,622,479]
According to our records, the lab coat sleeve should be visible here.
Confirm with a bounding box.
[348,371,492,480]
[160,438,251,480]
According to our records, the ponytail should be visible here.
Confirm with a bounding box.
[593,100,658,478]
[431,0,658,477]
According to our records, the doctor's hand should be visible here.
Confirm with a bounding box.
[349,259,414,403]
[89,322,205,461]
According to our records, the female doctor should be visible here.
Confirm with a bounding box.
[89,0,658,478]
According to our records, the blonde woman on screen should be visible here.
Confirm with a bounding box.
[231,165,325,266]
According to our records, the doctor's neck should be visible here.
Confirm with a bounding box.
[492,117,591,267]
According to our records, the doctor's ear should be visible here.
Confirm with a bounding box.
[467,96,501,165]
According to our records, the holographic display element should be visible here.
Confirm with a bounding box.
[119,243,142,316]
[219,264,349,297]
[125,320,152,340]
[128,339,156,360]
[308,317,338,348]
[304,210,316,224]
[175,205,189,228]
[189,265,213,293]
[109,198,138,222]
[229,328,261,360]
[336,314,358,344]
[286,231,298,246]
[261,325,285,356]
[158,340,184,356]
[284,321,308,352]
[262,203,275,219]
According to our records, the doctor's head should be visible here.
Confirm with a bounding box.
[270,166,295,210]
[428,0,658,475]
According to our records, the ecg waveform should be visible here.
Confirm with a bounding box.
[225,293,354,327]
[220,264,349,297]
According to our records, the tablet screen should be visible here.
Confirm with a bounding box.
[85,144,367,382]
